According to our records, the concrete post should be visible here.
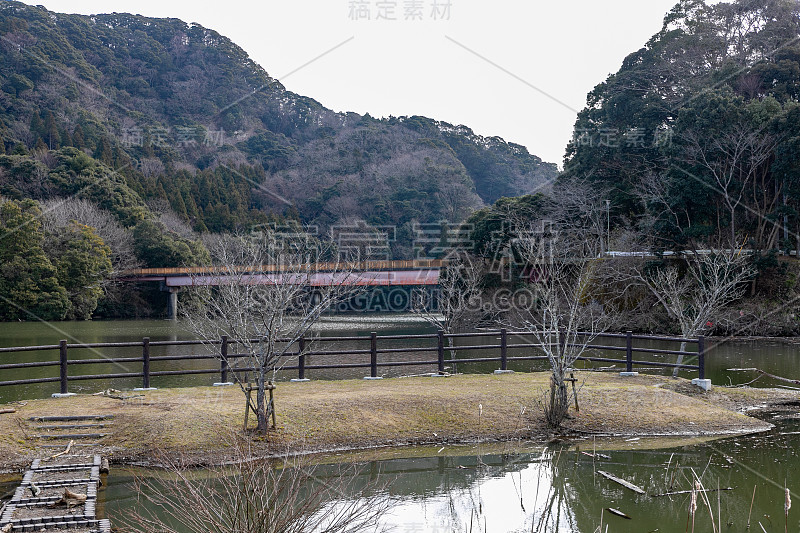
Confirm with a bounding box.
[167,287,178,320]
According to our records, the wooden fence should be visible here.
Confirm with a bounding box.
[0,330,705,397]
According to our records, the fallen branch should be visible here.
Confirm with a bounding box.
[728,368,800,386]
[48,488,87,509]
[45,439,74,462]
[652,487,733,497]
[597,470,646,494]
[580,451,611,460]
[0,409,15,414]
[606,508,631,519]
[93,388,143,400]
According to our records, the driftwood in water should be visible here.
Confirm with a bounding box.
[580,451,611,460]
[752,369,800,384]
[728,368,800,386]
[652,487,733,497]
[606,508,631,519]
[100,457,110,474]
[597,470,646,494]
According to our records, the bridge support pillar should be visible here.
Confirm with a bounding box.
[167,287,178,320]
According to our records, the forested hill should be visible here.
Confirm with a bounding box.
[563,0,800,253]
[0,1,556,259]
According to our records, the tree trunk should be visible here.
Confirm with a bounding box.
[547,368,570,428]
[448,336,457,374]
[672,340,687,378]
[256,370,267,433]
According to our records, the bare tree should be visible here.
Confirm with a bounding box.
[512,222,611,428]
[613,248,754,375]
[548,177,611,257]
[122,436,391,533]
[412,252,484,373]
[138,157,165,178]
[435,182,484,222]
[184,230,364,433]
[682,124,778,249]
[147,199,197,240]
[41,198,140,272]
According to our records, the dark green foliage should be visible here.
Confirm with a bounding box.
[466,194,548,257]
[2,73,33,97]
[46,222,113,320]
[398,116,557,201]
[48,148,149,226]
[132,219,210,268]
[0,199,69,321]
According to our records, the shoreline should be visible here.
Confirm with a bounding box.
[0,372,794,472]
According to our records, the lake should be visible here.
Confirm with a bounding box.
[0,316,798,402]
[99,411,800,532]
[2,317,800,531]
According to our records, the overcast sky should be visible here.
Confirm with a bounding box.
[22,0,683,167]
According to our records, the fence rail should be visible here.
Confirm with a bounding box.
[0,330,704,397]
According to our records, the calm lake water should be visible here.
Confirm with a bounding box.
[100,412,800,532]
[2,317,800,531]
[0,315,799,401]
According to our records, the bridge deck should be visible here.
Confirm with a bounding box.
[116,259,445,287]
[116,259,446,278]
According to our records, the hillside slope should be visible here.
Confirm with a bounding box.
[0,1,556,260]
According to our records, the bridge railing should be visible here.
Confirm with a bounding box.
[0,330,704,398]
[116,259,448,278]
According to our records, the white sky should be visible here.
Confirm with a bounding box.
[21,0,682,167]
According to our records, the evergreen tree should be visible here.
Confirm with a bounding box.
[47,222,113,320]
[0,199,69,320]
[44,112,59,150]
[72,125,85,149]
[132,219,210,268]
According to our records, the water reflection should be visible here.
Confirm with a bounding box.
[102,413,800,532]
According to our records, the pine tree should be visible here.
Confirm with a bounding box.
[72,125,85,149]
[96,137,114,166]
[44,111,59,150]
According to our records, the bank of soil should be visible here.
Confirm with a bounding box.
[0,372,793,471]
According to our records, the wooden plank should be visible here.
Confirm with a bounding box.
[597,470,646,494]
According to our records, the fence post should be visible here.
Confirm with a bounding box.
[698,335,705,380]
[500,328,508,371]
[437,330,445,374]
[625,331,633,373]
[364,332,380,380]
[141,337,151,389]
[220,335,229,383]
[58,340,68,395]
[298,337,306,380]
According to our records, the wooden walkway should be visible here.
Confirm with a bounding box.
[0,415,112,532]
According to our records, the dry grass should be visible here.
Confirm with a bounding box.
[0,372,784,470]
